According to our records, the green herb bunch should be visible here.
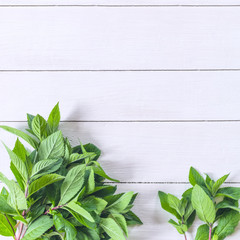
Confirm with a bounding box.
[158,167,240,240]
[0,103,142,240]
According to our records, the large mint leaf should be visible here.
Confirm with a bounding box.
[100,217,125,240]
[38,131,64,160]
[22,216,53,240]
[28,174,64,197]
[59,165,86,205]
[214,210,240,240]
[192,185,215,224]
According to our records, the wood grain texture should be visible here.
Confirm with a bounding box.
[1,72,240,121]
[1,183,240,240]
[0,0,240,6]
[0,7,240,70]
[0,121,240,182]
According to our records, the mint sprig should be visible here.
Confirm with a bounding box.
[0,103,142,240]
[159,167,240,240]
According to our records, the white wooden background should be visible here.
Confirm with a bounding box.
[1,1,240,239]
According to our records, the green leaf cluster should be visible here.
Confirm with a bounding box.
[0,103,142,240]
[159,167,240,240]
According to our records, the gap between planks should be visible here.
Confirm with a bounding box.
[1,181,240,184]
[1,5,240,7]
[2,120,240,123]
[108,182,240,184]
[1,69,240,72]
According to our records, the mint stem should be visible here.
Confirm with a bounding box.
[209,224,212,240]
[184,233,187,240]
[20,227,27,239]
[17,184,29,240]
[44,205,65,215]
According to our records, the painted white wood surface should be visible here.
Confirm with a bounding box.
[1,183,240,240]
[0,0,240,5]
[0,7,240,70]
[0,122,240,182]
[1,73,240,121]
[0,2,239,239]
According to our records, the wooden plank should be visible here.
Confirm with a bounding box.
[1,0,240,6]
[1,72,240,121]
[1,122,240,182]
[0,8,240,70]
[0,183,239,239]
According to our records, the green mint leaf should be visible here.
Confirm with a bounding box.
[69,152,96,164]
[106,191,134,214]
[27,113,35,130]
[38,130,64,160]
[100,217,125,240]
[168,219,187,234]
[4,144,28,185]
[216,198,240,212]
[28,174,64,197]
[124,211,143,225]
[212,174,229,195]
[186,211,196,228]
[82,196,108,215]
[91,161,119,182]
[0,213,16,237]
[65,201,94,222]
[167,193,184,217]
[110,213,128,237]
[59,165,86,205]
[0,196,17,215]
[47,102,61,134]
[195,224,209,240]
[13,138,27,162]
[22,216,53,240]
[192,185,216,224]
[86,168,95,194]
[184,201,195,221]
[0,172,27,210]
[83,143,101,161]
[31,159,61,177]
[53,213,77,240]
[158,191,181,220]
[0,125,38,149]
[189,167,206,187]
[214,210,240,240]
[216,187,240,200]
[32,114,47,141]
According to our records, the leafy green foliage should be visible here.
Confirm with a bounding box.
[0,103,142,239]
[159,167,240,239]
